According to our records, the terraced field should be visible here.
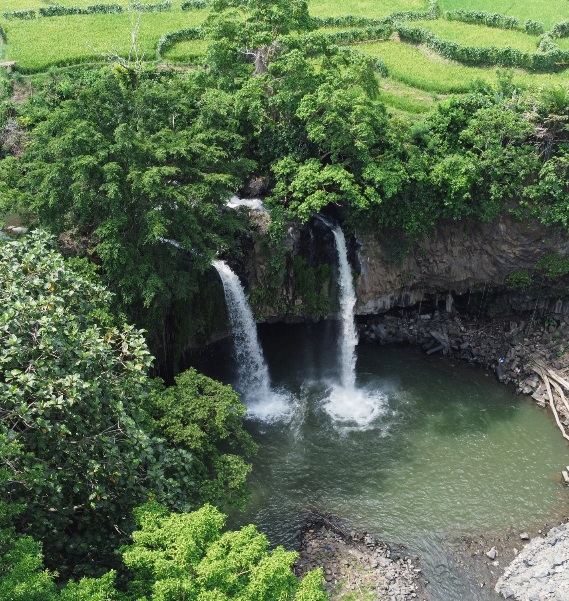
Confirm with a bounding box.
[2,0,569,113]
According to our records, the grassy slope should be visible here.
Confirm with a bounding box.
[439,0,569,29]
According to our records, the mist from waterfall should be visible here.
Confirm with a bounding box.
[212,259,293,422]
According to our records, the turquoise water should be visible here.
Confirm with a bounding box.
[203,321,569,600]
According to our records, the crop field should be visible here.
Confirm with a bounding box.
[2,0,569,112]
[413,20,541,52]
[308,0,427,18]
[439,0,569,29]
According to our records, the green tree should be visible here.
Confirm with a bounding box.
[121,502,328,601]
[147,368,258,508]
[0,233,254,577]
[5,68,254,372]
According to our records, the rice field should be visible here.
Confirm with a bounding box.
[307,0,428,18]
[439,0,569,30]
[2,0,569,112]
[2,9,206,72]
[413,19,541,52]
[356,40,569,94]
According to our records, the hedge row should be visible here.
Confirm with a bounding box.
[323,25,393,45]
[181,0,208,9]
[157,26,203,55]
[130,1,171,11]
[9,4,125,18]
[551,20,569,38]
[396,23,569,72]
[3,9,36,20]
[0,23,5,42]
[312,15,390,28]
[445,10,518,30]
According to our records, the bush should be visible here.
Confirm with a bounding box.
[181,0,209,8]
[538,33,558,53]
[552,19,569,38]
[156,26,203,56]
[130,0,171,12]
[525,19,544,36]
[445,10,519,30]
[2,9,36,20]
[323,25,393,45]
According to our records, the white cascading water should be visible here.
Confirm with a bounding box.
[320,220,387,429]
[331,226,358,390]
[212,260,293,421]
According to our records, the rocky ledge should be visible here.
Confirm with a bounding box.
[495,522,569,600]
[359,310,569,421]
[295,513,427,600]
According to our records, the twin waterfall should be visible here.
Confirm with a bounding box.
[213,221,384,428]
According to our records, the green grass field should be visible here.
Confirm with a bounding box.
[308,0,428,18]
[439,0,569,29]
[2,9,206,71]
[414,19,541,51]
[357,40,569,94]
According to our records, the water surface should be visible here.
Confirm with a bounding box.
[201,321,569,600]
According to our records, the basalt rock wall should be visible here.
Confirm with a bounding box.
[246,211,569,320]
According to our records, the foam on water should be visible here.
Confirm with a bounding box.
[322,385,388,430]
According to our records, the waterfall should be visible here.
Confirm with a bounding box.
[318,218,387,429]
[330,226,358,390]
[212,260,293,421]
[212,260,271,401]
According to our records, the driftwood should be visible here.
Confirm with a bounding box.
[532,363,569,442]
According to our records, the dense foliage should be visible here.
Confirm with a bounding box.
[0,501,327,601]
[0,232,256,577]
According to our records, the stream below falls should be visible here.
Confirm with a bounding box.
[194,321,569,600]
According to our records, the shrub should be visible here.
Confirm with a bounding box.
[157,26,204,56]
[2,9,36,20]
[39,5,87,17]
[86,3,123,14]
[445,10,519,30]
[525,20,544,36]
[323,25,393,45]
[538,33,558,53]
[552,19,569,38]
[181,0,209,8]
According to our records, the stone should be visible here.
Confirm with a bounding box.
[520,533,530,540]
[486,547,498,560]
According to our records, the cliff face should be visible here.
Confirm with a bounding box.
[246,212,569,319]
[354,215,569,315]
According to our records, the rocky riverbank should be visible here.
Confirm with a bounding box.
[359,310,569,413]
[295,513,427,600]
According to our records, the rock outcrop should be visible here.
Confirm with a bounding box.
[495,523,569,600]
